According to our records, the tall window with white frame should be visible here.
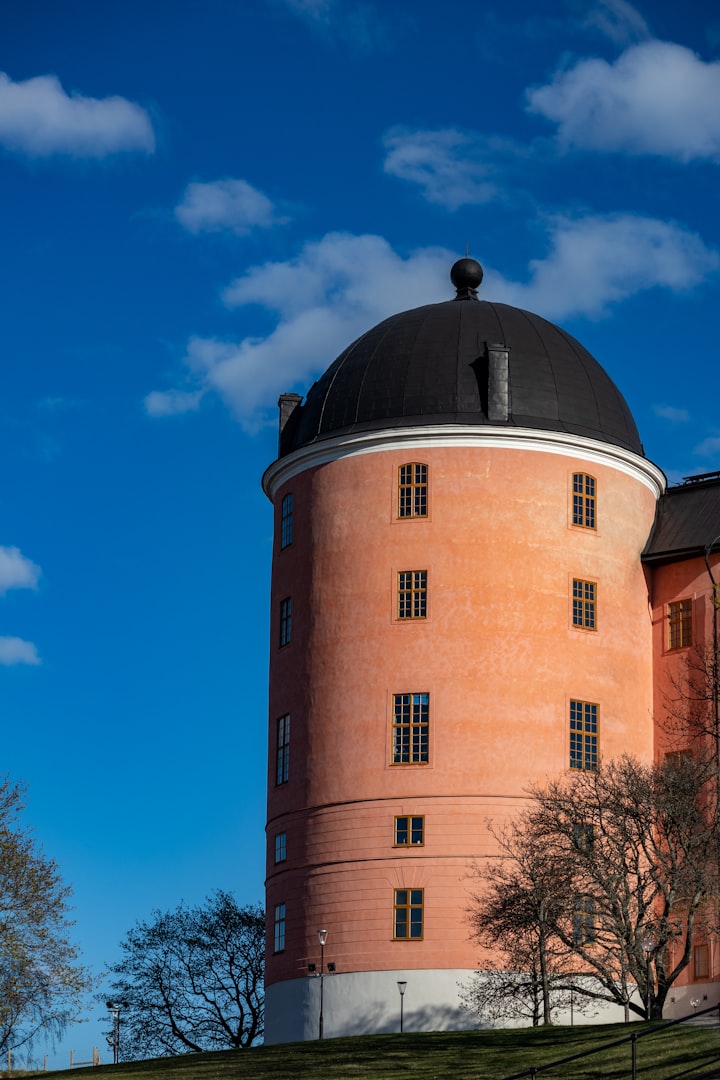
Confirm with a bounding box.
[280,493,293,549]
[569,699,598,771]
[393,889,424,939]
[397,570,427,620]
[274,903,286,953]
[392,693,429,764]
[279,597,292,646]
[398,463,428,519]
[274,832,287,863]
[572,473,596,529]
[572,578,597,630]
[276,714,290,785]
[668,599,692,650]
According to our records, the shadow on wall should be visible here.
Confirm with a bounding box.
[337,999,488,1037]
[265,974,488,1043]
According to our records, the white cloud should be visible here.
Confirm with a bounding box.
[382,128,516,210]
[653,404,690,423]
[0,637,40,666]
[581,0,650,45]
[143,388,205,418]
[147,233,453,429]
[146,220,718,428]
[485,214,718,319]
[174,179,287,236]
[694,435,720,458]
[273,0,381,49]
[527,40,720,161]
[0,546,40,596]
[0,72,155,158]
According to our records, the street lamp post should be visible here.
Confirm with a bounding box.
[642,938,654,1020]
[317,929,327,1040]
[397,981,407,1033]
[105,1000,126,1065]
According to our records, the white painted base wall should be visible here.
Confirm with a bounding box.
[265,969,720,1044]
[265,969,479,1043]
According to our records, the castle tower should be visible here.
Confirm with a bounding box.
[262,258,665,1042]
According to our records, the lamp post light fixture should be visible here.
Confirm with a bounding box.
[308,929,336,1040]
[397,981,407,1033]
[105,1000,127,1065]
[641,937,654,1020]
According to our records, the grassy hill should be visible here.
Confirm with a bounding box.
[29,1022,720,1080]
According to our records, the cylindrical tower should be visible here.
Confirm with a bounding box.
[262,260,665,1042]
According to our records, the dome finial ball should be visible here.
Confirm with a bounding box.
[450,256,483,295]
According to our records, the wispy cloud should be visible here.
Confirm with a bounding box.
[0,72,155,159]
[382,128,522,210]
[527,40,720,161]
[271,0,383,49]
[174,178,288,236]
[580,0,651,45]
[486,214,718,320]
[653,404,690,423]
[144,388,204,418]
[145,218,718,428]
[0,637,40,666]
[0,546,40,595]
[694,435,720,458]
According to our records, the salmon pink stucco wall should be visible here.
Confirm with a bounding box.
[265,434,660,994]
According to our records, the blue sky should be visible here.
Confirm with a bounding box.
[2,0,720,1065]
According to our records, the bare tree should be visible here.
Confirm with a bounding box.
[466,755,717,1023]
[464,819,597,1025]
[529,754,717,1019]
[464,820,579,1025]
[105,892,264,1059]
[0,777,90,1057]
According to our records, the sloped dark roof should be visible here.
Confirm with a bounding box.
[279,263,643,458]
[642,476,720,565]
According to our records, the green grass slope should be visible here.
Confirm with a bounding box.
[32,1023,720,1080]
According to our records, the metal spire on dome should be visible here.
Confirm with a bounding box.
[450,256,483,301]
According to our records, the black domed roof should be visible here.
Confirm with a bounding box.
[280,260,643,458]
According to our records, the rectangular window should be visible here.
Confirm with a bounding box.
[392,693,429,764]
[573,823,595,852]
[572,473,596,529]
[274,903,286,952]
[394,888,424,940]
[570,700,598,771]
[398,463,428,519]
[668,599,692,650]
[279,597,292,646]
[573,896,596,945]
[281,493,293,549]
[694,944,709,979]
[275,832,287,863]
[395,816,424,846]
[572,578,597,630]
[397,571,427,619]
[276,714,290,785]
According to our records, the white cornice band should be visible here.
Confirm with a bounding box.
[262,425,667,501]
